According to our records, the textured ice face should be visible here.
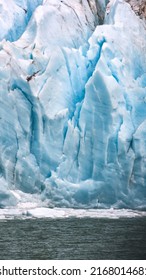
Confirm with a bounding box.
[0,0,43,41]
[0,0,146,209]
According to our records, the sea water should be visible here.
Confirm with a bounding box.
[0,217,146,260]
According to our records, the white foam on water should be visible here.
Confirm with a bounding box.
[0,207,146,220]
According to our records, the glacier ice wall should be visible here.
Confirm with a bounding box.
[0,0,146,209]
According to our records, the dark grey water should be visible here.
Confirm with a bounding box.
[0,217,146,259]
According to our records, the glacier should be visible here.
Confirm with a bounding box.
[0,0,146,210]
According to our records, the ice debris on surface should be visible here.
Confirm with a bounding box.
[0,206,146,219]
[125,0,146,22]
[0,0,146,210]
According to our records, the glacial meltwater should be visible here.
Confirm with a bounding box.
[0,217,146,260]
